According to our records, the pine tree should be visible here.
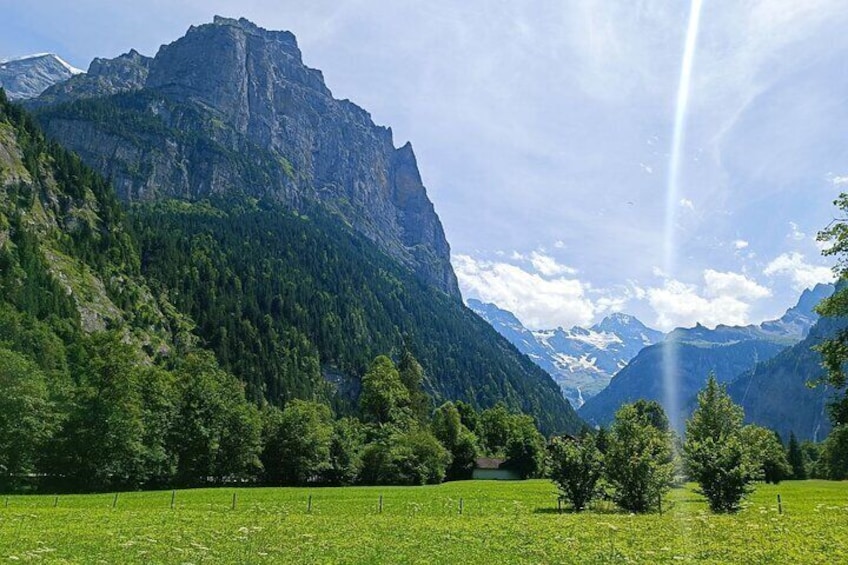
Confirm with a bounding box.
[787,432,807,480]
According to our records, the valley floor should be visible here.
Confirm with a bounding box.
[0,480,845,563]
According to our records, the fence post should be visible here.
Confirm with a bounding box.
[232,492,237,511]
[379,494,383,513]
[459,498,464,515]
[53,496,58,508]
[170,490,176,510]
[113,493,119,509]
[307,494,312,513]
[777,494,782,515]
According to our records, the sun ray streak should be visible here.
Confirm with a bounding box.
[664,0,704,433]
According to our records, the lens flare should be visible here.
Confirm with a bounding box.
[663,0,704,432]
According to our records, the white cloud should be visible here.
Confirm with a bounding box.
[454,254,594,329]
[788,221,806,241]
[734,239,749,249]
[529,251,578,277]
[553,240,566,249]
[832,175,848,186]
[647,269,770,330]
[703,269,771,300]
[763,252,834,291]
[680,198,695,210]
[639,162,654,174]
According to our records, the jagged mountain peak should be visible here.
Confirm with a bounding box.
[0,53,84,100]
[593,312,650,333]
[467,299,663,408]
[28,16,460,297]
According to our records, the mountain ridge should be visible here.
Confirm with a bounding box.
[0,53,84,100]
[579,283,835,428]
[467,299,663,407]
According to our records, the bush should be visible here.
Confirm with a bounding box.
[360,430,451,485]
[605,403,674,513]
[548,435,603,511]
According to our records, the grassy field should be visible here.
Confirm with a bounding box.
[0,480,846,563]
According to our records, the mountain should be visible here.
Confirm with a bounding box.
[578,283,835,428]
[728,313,847,442]
[0,54,83,100]
[468,299,662,407]
[0,89,177,344]
[17,17,581,433]
[29,16,457,297]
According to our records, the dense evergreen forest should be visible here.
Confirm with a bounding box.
[0,91,577,492]
[128,197,581,432]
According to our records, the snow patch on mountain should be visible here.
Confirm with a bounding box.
[467,298,664,408]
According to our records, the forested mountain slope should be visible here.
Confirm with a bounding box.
[15,17,581,433]
[728,315,847,441]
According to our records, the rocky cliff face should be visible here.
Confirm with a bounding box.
[0,54,83,100]
[33,49,151,107]
[30,17,459,296]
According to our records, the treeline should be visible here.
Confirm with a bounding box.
[0,348,550,493]
[550,375,848,515]
[128,197,580,434]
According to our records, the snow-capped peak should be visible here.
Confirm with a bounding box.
[0,53,84,75]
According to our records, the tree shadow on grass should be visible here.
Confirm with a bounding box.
[533,500,625,515]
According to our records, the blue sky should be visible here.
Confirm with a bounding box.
[4,1,847,331]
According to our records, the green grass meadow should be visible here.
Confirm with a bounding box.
[1,480,846,563]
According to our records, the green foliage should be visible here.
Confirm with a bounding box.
[504,415,547,479]
[741,425,791,484]
[684,375,760,513]
[398,350,431,424]
[814,195,848,426]
[817,425,848,480]
[479,403,514,455]
[50,333,157,490]
[169,352,263,487]
[0,348,59,489]
[630,399,670,432]
[476,403,546,479]
[455,400,480,433]
[801,440,824,479]
[432,402,479,480]
[548,435,603,511]
[359,356,411,426]
[261,400,333,485]
[787,432,807,480]
[360,429,451,485]
[323,417,366,486]
[605,403,674,513]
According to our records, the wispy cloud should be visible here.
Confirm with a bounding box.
[647,269,770,330]
[763,252,834,291]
